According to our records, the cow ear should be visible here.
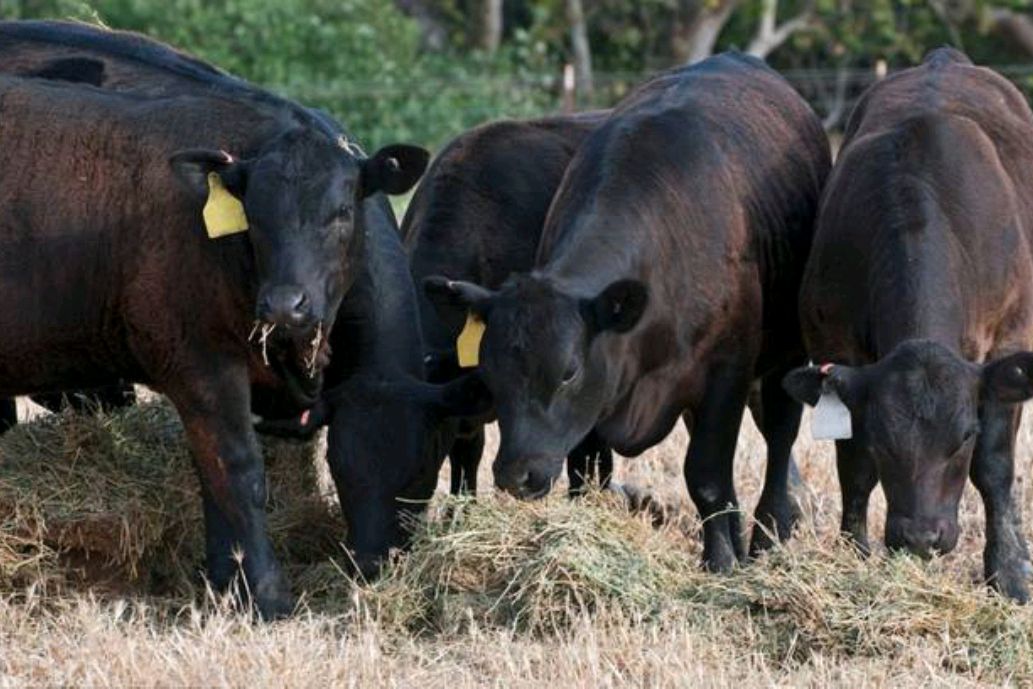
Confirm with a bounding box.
[586,280,648,334]
[360,144,429,197]
[423,276,495,318]
[169,149,247,200]
[783,364,864,408]
[386,374,494,420]
[31,57,106,86]
[983,352,1033,403]
[433,373,494,420]
[782,366,825,407]
[425,349,462,384]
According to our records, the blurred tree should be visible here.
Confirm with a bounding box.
[672,0,739,64]
[566,0,592,98]
[477,0,503,52]
[2,0,1033,144]
[394,0,449,50]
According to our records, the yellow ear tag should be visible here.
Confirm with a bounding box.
[456,312,485,368]
[203,172,249,238]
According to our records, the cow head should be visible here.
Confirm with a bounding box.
[424,273,647,499]
[784,340,1033,558]
[169,132,427,395]
[323,372,492,576]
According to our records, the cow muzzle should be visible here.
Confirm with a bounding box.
[493,455,561,500]
[257,284,315,330]
[885,514,960,558]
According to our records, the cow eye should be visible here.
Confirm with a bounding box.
[334,205,353,223]
[560,361,581,387]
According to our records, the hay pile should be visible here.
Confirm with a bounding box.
[2,402,1032,682]
[359,495,1033,681]
[0,400,345,596]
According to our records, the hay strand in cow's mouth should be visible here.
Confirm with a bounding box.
[256,323,276,366]
[305,322,324,378]
[248,319,277,366]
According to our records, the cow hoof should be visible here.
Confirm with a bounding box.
[347,551,386,582]
[749,524,777,557]
[702,537,738,574]
[749,500,797,557]
[252,576,297,620]
[988,562,1031,604]
[841,532,871,558]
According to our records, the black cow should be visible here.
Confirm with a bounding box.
[0,31,426,616]
[0,21,438,579]
[783,48,1033,601]
[425,53,831,569]
[402,112,613,496]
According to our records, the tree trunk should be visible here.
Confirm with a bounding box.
[480,0,504,54]
[746,0,814,59]
[566,0,594,101]
[987,7,1033,57]
[393,0,448,51]
[671,0,739,64]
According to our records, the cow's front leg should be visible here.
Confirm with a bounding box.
[165,360,294,619]
[972,400,1030,602]
[449,424,484,496]
[835,437,877,555]
[684,365,751,572]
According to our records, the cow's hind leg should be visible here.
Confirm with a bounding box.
[449,422,484,496]
[749,366,804,555]
[684,364,751,571]
[972,399,1030,602]
[567,430,613,497]
[164,360,293,619]
[0,398,15,434]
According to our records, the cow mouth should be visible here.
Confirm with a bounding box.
[249,320,332,404]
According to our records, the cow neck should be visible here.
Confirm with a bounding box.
[867,222,966,361]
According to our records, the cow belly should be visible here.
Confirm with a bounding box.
[0,238,134,395]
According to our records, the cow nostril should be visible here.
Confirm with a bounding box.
[508,471,530,491]
[291,291,309,314]
[495,469,530,493]
[259,288,312,328]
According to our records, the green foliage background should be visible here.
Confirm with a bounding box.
[2,0,1032,149]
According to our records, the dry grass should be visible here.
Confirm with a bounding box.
[0,400,344,597]
[2,397,1033,687]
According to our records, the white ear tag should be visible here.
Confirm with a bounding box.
[812,389,852,440]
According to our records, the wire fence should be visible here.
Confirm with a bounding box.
[282,63,1033,148]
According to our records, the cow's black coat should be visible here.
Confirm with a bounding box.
[402,112,613,496]
[0,21,427,613]
[426,54,830,568]
[785,48,1033,601]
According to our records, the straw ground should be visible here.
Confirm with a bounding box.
[1,395,1032,687]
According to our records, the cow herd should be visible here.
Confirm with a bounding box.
[1,21,1032,619]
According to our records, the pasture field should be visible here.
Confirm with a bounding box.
[2,395,1032,688]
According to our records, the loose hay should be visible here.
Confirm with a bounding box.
[0,400,345,596]
[356,493,1033,682]
[2,403,1033,684]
